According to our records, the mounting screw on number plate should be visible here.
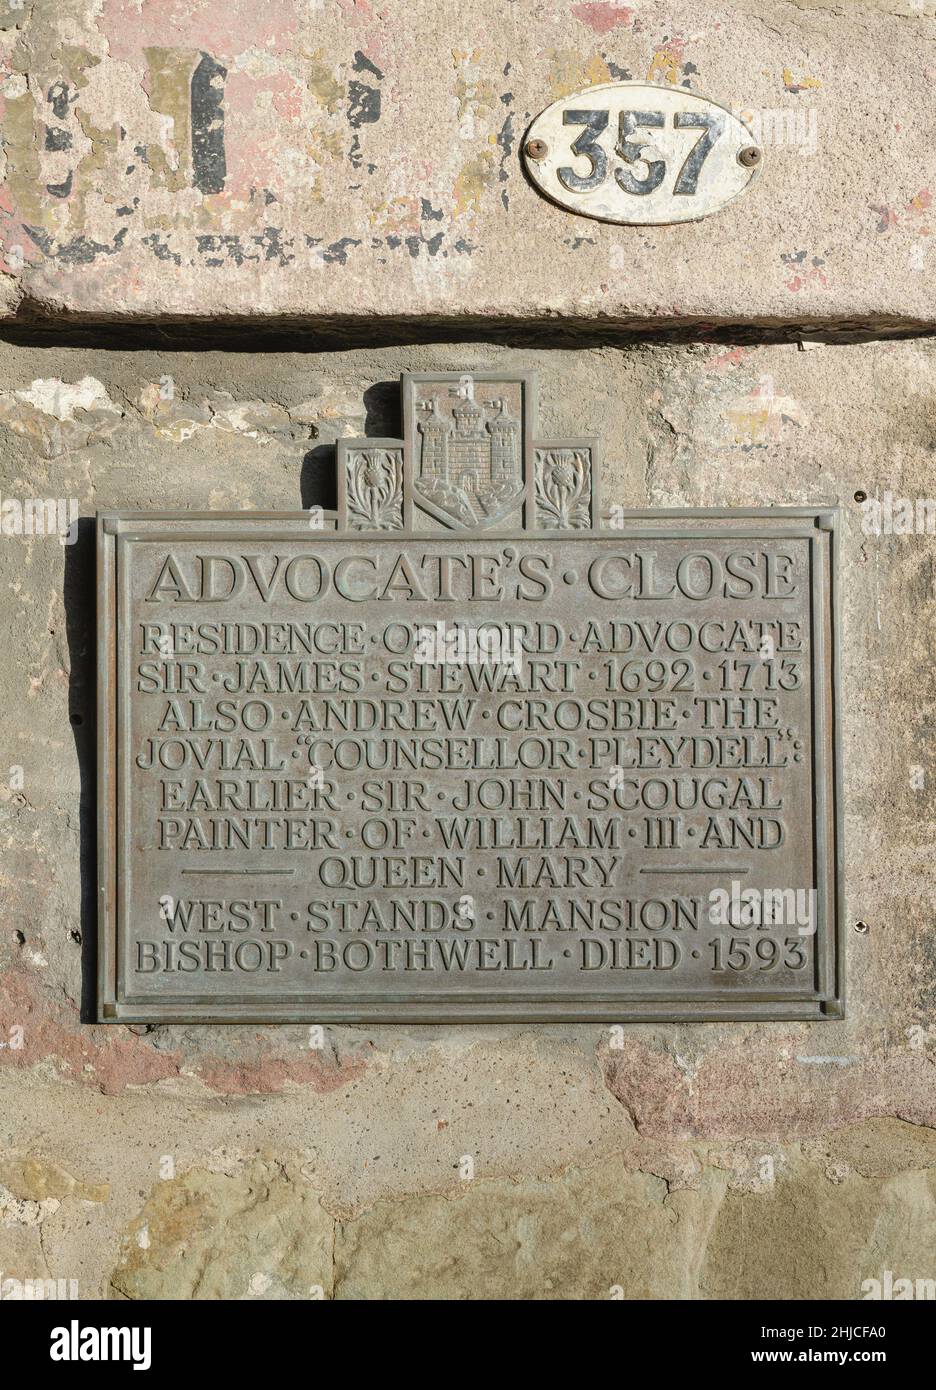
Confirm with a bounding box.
[522,81,763,226]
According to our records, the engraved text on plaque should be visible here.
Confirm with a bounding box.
[97,372,842,1022]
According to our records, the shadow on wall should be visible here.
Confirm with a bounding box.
[300,378,401,509]
[64,516,97,1022]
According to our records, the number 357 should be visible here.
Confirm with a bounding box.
[558,108,725,197]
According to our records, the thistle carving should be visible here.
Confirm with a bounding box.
[346,448,403,530]
[534,448,592,529]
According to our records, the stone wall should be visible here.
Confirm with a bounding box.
[0,0,934,1301]
[1,337,934,1298]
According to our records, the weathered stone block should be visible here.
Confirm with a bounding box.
[0,1,933,328]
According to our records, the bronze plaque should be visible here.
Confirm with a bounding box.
[97,371,843,1022]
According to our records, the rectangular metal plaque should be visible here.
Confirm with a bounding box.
[97,374,842,1023]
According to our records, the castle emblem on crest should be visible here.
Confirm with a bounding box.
[336,369,600,533]
[415,386,522,528]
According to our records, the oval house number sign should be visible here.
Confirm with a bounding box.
[523,82,761,226]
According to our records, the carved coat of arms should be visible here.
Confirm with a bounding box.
[337,370,599,533]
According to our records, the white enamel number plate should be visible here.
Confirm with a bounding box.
[523,82,761,226]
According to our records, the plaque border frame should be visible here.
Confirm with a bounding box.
[96,507,843,1024]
